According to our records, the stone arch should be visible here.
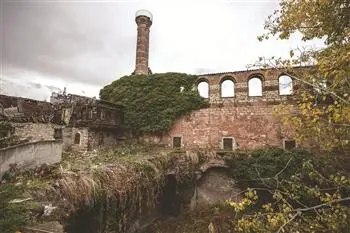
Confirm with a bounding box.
[219,76,236,98]
[196,78,209,99]
[279,75,293,95]
[161,174,182,216]
[248,74,264,97]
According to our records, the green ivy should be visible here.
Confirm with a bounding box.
[100,73,209,134]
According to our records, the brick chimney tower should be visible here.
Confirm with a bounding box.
[134,10,153,75]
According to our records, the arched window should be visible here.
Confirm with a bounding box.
[220,79,235,97]
[279,75,293,95]
[74,133,81,144]
[197,81,209,98]
[248,77,263,96]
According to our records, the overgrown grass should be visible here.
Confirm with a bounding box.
[0,183,39,233]
[53,145,207,232]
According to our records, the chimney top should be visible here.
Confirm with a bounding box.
[135,9,153,22]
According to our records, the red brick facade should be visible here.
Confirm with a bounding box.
[144,68,299,150]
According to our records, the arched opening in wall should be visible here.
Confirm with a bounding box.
[279,75,293,95]
[248,76,263,96]
[197,80,209,98]
[161,174,181,216]
[64,203,103,233]
[220,77,235,98]
[74,133,81,144]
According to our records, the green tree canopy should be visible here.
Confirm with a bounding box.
[100,73,208,135]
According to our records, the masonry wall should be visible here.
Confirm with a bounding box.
[88,130,120,150]
[151,68,300,150]
[13,123,58,141]
[0,140,62,176]
[165,104,292,150]
[62,127,89,151]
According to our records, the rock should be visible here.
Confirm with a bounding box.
[22,221,64,233]
[43,204,57,216]
[9,198,32,203]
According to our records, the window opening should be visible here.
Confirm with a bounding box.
[197,81,209,98]
[74,133,81,144]
[248,77,263,96]
[222,138,233,151]
[173,136,182,148]
[221,79,235,97]
[54,128,63,139]
[279,75,293,95]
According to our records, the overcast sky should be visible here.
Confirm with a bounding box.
[0,0,322,101]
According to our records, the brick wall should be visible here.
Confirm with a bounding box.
[165,104,293,150]
[144,68,300,150]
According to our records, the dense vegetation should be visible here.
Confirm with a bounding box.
[0,145,209,233]
[100,73,209,135]
[144,148,350,233]
[224,148,350,233]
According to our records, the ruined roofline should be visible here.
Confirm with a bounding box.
[197,65,315,77]
[51,92,123,109]
[0,94,52,106]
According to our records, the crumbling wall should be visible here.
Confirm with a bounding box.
[1,93,125,152]
[87,130,120,150]
[0,94,56,123]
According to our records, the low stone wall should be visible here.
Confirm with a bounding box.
[0,140,62,177]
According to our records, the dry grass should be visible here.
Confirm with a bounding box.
[40,145,215,231]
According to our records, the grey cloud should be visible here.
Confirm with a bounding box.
[2,1,135,85]
[1,0,321,101]
[1,77,53,101]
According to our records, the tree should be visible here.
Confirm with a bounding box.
[227,158,350,233]
[256,0,350,152]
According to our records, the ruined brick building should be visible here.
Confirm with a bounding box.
[134,10,297,150]
[51,92,124,151]
[0,93,124,151]
[0,10,298,153]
